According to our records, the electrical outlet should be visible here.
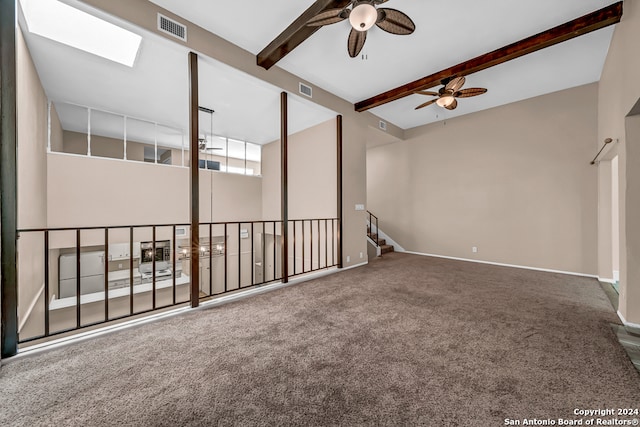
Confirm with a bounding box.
[472,247,478,253]
[347,255,351,262]
[360,252,363,259]
[118,263,123,269]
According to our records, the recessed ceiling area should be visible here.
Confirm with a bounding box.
[150,0,618,130]
[18,0,335,149]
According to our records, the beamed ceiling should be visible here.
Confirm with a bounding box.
[150,0,620,130]
[21,0,622,140]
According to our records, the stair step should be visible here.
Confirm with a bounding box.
[367,234,386,246]
[381,244,394,254]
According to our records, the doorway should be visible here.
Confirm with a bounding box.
[611,155,620,293]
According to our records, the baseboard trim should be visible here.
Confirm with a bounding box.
[403,251,597,279]
[18,284,44,333]
[12,266,348,361]
[617,310,640,329]
[341,261,368,271]
[598,277,616,284]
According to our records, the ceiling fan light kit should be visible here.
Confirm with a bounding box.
[436,95,455,108]
[414,76,488,111]
[307,0,416,58]
[349,2,377,31]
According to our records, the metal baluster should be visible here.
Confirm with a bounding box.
[44,231,50,336]
[76,229,81,328]
[104,228,109,322]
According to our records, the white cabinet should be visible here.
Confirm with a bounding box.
[108,242,140,261]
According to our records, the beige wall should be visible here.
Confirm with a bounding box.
[368,84,598,275]
[50,103,63,153]
[261,140,280,221]
[16,28,48,331]
[598,0,640,325]
[262,118,337,221]
[47,153,262,229]
[62,131,148,162]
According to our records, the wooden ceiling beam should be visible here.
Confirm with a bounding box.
[257,0,352,70]
[354,1,623,112]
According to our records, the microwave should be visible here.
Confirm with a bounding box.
[140,240,170,264]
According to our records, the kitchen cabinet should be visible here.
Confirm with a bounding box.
[107,269,142,290]
[107,242,140,261]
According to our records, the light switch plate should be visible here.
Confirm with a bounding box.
[355,204,365,211]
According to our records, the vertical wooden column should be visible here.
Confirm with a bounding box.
[336,115,343,269]
[1,0,18,358]
[189,52,200,308]
[281,92,289,283]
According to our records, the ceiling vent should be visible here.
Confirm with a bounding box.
[299,82,313,98]
[158,13,187,42]
[379,120,387,131]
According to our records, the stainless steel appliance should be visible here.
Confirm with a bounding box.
[139,240,172,282]
[59,251,105,298]
[140,240,170,264]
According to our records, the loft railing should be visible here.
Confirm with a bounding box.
[16,218,339,345]
[367,210,380,247]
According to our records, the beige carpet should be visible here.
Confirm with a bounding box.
[1,253,638,426]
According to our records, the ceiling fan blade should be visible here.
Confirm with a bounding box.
[375,9,416,35]
[445,99,458,110]
[307,8,349,26]
[348,28,367,58]
[445,76,465,92]
[454,88,488,98]
[414,90,439,97]
[414,99,438,110]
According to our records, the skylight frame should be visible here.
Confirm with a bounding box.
[20,0,142,67]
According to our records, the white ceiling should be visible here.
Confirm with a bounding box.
[19,0,619,142]
[19,0,336,148]
[149,0,618,129]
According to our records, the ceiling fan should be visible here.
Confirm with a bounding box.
[198,106,223,152]
[307,0,416,58]
[198,138,223,152]
[414,77,487,111]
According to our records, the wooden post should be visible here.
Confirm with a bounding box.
[281,92,289,283]
[1,0,18,358]
[189,52,200,308]
[336,115,343,269]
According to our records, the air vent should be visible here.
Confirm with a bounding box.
[379,120,387,131]
[158,13,187,42]
[299,82,313,98]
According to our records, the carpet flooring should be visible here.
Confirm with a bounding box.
[1,253,639,426]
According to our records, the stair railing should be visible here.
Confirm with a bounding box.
[367,210,380,247]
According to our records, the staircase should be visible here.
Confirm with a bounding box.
[367,211,394,255]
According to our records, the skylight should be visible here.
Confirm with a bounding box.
[20,0,142,67]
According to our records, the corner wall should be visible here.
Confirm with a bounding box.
[16,28,48,330]
[367,84,598,275]
[598,0,640,325]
